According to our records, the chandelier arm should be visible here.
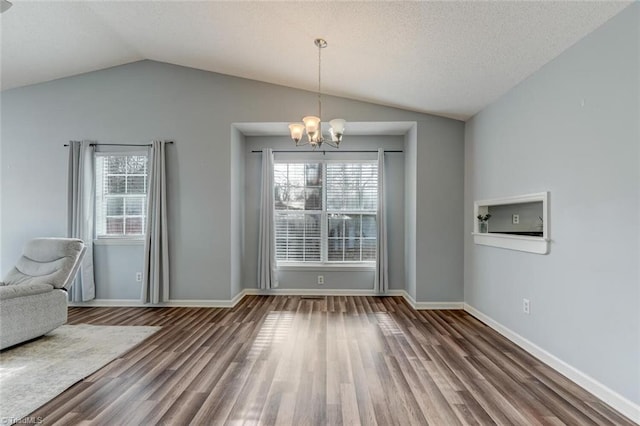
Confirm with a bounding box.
[322,139,339,149]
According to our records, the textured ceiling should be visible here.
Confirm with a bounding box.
[0,1,631,120]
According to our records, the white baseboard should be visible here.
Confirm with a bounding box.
[70,296,242,308]
[72,291,464,311]
[242,288,463,310]
[69,299,147,307]
[393,290,464,310]
[464,303,640,424]
[243,288,384,296]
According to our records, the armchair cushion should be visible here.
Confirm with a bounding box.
[0,283,55,301]
[2,238,86,289]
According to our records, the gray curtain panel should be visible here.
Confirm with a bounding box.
[142,140,170,304]
[375,148,389,294]
[258,148,278,289]
[67,140,96,302]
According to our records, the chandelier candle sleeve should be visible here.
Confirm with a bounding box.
[329,119,346,142]
[303,116,320,133]
[289,124,305,144]
[289,38,346,149]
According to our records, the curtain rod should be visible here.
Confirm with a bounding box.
[251,149,403,154]
[64,141,174,147]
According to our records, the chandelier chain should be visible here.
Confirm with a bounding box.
[318,41,322,120]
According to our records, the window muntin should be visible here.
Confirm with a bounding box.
[274,161,377,263]
[96,154,149,238]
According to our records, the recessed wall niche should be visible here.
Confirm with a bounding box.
[473,192,549,254]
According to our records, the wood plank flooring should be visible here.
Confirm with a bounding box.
[24,296,635,425]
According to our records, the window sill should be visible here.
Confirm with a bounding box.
[93,238,145,246]
[278,263,375,272]
[472,232,549,254]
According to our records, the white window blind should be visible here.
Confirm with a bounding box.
[274,161,377,263]
[95,154,149,238]
[326,163,378,262]
[274,163,322,262]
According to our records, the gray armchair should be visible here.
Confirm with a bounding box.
[0,238,86,350]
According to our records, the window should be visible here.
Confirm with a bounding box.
[95,153,149,238]
[274,161,377,263]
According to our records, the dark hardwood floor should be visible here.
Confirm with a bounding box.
[26,296,635,425]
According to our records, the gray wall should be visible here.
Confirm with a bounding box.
[243,136,405,291]
[464,4,639,404]
[1,60,464,302]
[404,125,417,300]
[417,121,466,302]
[230,127,245,299]
[93,243,144,299]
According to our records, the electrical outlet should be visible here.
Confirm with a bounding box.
[317,275,324,285]
[136,272,143,282]
[523,298,530,314]
[512,214,520,224]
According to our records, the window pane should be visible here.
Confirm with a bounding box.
[125,217,144,235]
[326,190,341,211]
[287,238,304,261]
[107,176,126,194]
[305,239,321,261]
[328,215,343,238]
[274,184,287,210]
[287,164,305,187]
[344,215,361,238]
[275,212,323,261]
[326,163,378,212]
[345,187,359,210]
[274,163,324,212]
[287,213,304,239]
[276,238,287,259]
[304,187,322,210]
[305,214,321,237]
[127,176,146,194]
[362,239,376,261]
[273,164,289,191]
[126,197,145,215]
[287,187,305,210]
[107,156,127,174]
[106,217,123,234]
[275,213,289,236]
[362,215,377,238]
[305,163,322,186]
[328,238,343,261]
[106,197,124,215]
[344,239,361,261]
[127,156,147,174]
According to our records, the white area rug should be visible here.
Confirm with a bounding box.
[0,324,160,425]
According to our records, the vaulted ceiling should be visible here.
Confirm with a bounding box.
[0,1,631,120]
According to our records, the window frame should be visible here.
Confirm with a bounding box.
[94,151,149,241]
[273,158,378,268]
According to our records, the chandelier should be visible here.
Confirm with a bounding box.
[289,39,345,149]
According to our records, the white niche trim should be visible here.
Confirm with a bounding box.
[473,192,549,255]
